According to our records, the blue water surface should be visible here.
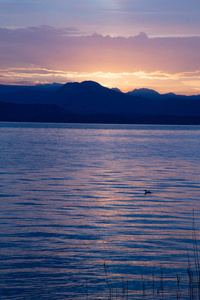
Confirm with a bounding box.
[0,122,200,299]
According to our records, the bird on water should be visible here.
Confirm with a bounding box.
[144,190,152,195]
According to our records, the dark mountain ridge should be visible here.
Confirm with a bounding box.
[0,83,63,94]
[127,88,161,98]
[0,80,200,124]
[55,81,146,114]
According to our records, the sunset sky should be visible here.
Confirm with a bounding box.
[1,0,200,94]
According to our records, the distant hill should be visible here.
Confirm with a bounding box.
[127,88,178,99]
[111,87,122,93]
[0,83,63,94]
[0,80,200,124]
[127,88,160,98]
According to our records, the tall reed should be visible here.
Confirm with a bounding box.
[85,211,200,299]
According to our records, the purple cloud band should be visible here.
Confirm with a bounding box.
[0,26,199,75]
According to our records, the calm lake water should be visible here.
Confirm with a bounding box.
[0,122,200,300]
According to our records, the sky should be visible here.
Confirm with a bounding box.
[0,0,200,94]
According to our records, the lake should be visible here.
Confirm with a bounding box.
[0,122,200,299]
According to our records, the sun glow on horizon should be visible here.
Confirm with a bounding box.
[1,67,200,95]
[0,24,200,95]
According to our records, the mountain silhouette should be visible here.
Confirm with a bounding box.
[55,81,145,114]
[127,88,160,98]
[0,80,200,124]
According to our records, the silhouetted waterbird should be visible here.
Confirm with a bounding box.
[144,190,152,195]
